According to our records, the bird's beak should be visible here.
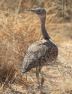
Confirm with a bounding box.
[25,8,36,13]
[30,9,36,12]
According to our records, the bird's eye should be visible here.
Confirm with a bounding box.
[38,10,41,13]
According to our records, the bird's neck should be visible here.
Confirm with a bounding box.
[40,17,50,40]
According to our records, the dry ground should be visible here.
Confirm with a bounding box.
[0,11,72,94]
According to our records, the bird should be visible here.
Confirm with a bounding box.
[22,7,58,88]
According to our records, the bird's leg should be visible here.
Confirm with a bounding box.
[36,66,44,93]
[39,66,44,89]
[40,70,44,89]
[39,66,44,80]
[36,67,40,89]
[36,66,44,89]
[25,73,28,81]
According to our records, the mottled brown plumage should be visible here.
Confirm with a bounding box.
[22,39,58,73]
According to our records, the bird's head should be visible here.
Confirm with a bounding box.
[27,7,46,21]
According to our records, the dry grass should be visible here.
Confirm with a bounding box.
[0,62,16,83]
[0,0,72,94]
[0,12,72,93]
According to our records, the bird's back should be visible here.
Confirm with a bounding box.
[22,39,58,73]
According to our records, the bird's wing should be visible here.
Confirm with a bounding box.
[22,40,58,73]
[23,42,49,69]
[27,42,49,60]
